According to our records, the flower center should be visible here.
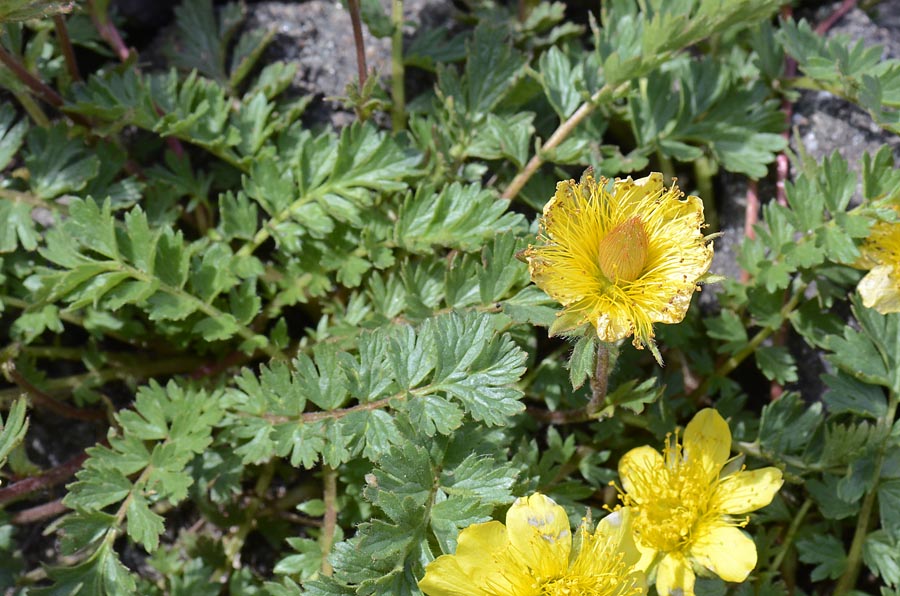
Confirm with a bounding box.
[624,436,715,553]
[597,216,650,283]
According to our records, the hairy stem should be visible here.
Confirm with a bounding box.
[0,451,90,505]
[501,82,629,200]
[834,388,899,595]
[690,281,807,400]
[346,0,368,87]
[390,0,405,131]
[587,341,610,415]
[767,498,813,574]
[53,15,81,82]
[321,466,338,576]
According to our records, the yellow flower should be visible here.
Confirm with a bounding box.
[855,218,900,314]
[523,172,712,363]
[418,492,646,596]
[616,409,783,596]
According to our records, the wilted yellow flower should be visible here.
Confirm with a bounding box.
[523,172,712,362]
[617,409,783,596]
[418,492,646,596]
[855,218,900,314]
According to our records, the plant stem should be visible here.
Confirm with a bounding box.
[13,91,50,127]
[53,15,81,82]
[693,155,717,231]
[767,498,813,574]
[501,82,630,200]
[321,466,338,576]
[0,451,90,505]
[2,360,108,422]
[390,0,405,131]
[0,355,207,406]
[346,0,368,88]
[690,281,807,400]
[0,45,64,107]
[587,342,610,415]
[834,388,899,595]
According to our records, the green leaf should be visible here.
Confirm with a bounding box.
[822,373,887,419]
[0,199,38,253]
[0,0,73,22]
[864,531,900,586]
[704,310,749,353]
[453,24,526,114]
[426,312,527,426]
[167,0,241,85]
[539,46,581,118]
[754,345,798,384]
[0,102,27,170]
[879,479,900,538]
[0,398,28,468]
[26,125,101,199]
[126,493,165,552]
[758,393,823,457]
[568,335,597,390]
[36,542,136,596]
[796,534,846,581]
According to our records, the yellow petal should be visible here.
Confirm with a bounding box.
[858,265,900,314]
[689,523,757,582]
[618,446,664,501]
[505,493,571,578]
[656,552,695,596]
[711,467,784,514]
[683,408,731,480]
[418,521,510,596]
[596,507,642,567]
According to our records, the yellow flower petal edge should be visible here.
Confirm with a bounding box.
[616,408,783,595]
[418,493,647,596]
[855,218,900,313]
[523,172,713,361]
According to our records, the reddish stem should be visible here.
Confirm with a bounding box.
[4,362,108,422]
[0,451,90,505]
[11,498,68,524]
[346,0,368,87]
[815,0,857,35]
[53,15,81,82]
[0,45,64,107]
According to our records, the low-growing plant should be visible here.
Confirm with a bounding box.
[1,0,899,594]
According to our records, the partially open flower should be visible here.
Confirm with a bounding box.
[418,493,646,596]
[523,172,712,363]
[616,409,783,596]
[855,217,900,314]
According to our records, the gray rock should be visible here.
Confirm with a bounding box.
[792,2,900,193]
[246,1,393,129]
[244,0,455,129]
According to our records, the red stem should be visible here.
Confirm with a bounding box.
[815,0,857,35]
[0,451,90,505]
[11,498,68,524]
[346,0,368,87]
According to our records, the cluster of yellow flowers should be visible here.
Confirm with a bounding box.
[418,409,783,596]
[417,174,791,595]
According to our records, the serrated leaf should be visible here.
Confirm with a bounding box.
[36,542,136,596]
[797,534,846,581]
[25,125,100,200]
[0,102,27,170]
[864,531,900,586]
[125,493,165,552]
[755,345,798,384]
[0,398,28,468]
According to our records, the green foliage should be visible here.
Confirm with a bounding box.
[0,399,28,468]
[1,0,899,594]
[0,0,72,22]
